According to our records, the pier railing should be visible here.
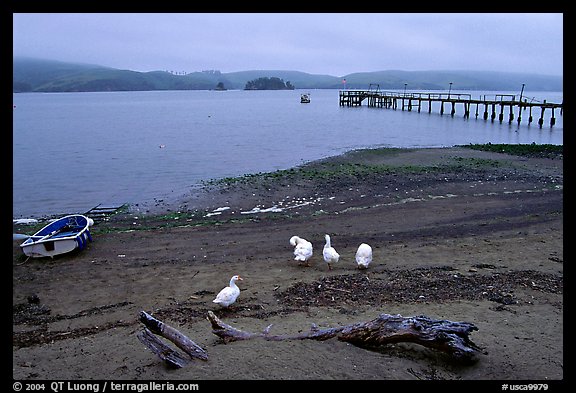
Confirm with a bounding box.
[339,89,563,127]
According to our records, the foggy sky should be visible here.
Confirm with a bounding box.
[12,13,563,76]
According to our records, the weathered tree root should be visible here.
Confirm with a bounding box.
[137,311,208,368]
[207,311,482,363]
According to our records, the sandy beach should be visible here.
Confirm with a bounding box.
[12,146,563,381]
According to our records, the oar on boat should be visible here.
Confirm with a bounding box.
[13,228,64,242]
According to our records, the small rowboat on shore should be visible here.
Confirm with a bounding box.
[19,214,94,258]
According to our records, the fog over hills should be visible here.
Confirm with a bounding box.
[13,57,563,93]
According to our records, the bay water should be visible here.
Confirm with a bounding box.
[13,89,563,219]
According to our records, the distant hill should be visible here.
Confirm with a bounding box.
[224,70,340,90]
[340,70,563,91]
[13,57,563,93]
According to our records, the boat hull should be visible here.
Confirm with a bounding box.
[20,214,93,258]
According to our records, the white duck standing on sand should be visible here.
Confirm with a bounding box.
[290,236,313,266]
[323,234,340,270]
[213,275,243,308]
[355,243,373,269]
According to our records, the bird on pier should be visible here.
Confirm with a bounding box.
[355,243,373,270]
[323,234,340,270]
[290,236,313,266]
[213,275,243,308]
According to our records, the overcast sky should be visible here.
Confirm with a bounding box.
[13,13,563,76]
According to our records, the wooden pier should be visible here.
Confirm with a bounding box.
[339,87,563,128]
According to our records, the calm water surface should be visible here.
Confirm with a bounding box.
[13,89,563,219]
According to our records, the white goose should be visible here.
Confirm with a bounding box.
[323,234,340,270]
[212,275,243,307]
[355,243,373,269]
[290,236,313,266]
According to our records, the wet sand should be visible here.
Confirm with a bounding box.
[13,147,563,381]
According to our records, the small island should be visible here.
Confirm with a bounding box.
[244,77,295,90]
[214,82,227,91]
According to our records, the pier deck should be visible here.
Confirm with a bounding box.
[339,89,563,127]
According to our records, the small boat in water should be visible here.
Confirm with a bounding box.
[300,93,311,103]
[19,214,94,258]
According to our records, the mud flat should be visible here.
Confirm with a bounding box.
[13,146,563,381]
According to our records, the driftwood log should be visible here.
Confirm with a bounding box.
[137,311,208,368]
[207,311,482,363]
[137,328,193,368]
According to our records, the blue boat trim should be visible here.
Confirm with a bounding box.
[19,214,94,258]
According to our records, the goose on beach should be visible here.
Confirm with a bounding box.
[213,275,243,307]
[355,243,373,269]
[290,236,313,266]
[323,234,340,270]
